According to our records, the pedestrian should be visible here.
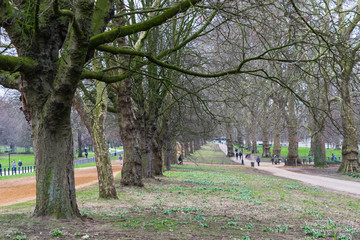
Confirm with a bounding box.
[239,152,242,159]
[178,154,183,165]
[18,160,22,172]
[235,152,239,160]
[84,148,88,158]
[271,156,274,165]
[256,156,260,166]
[119,155,123,165]
[12,160,16,172]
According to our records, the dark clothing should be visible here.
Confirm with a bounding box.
[18,161,22,167]
[235,152,239,159]
[256,157,260,166]
[178,155,183,165]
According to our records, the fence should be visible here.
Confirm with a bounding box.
[74,150,123,166]
[0,165,36,176]
[0,150,124,177]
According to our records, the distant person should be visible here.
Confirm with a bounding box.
[235,152,239,160]
[235,148,238,153]
[178,154,183,165]
[119,155,123,165]
[256,156,260,166]
[12,160,16,172]
[84,148,88,158]
[18,160,22,169]
[239,152,243,159]
[271,156,274,165]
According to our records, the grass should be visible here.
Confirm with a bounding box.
[0,143,358,239]
[185,144,240,165]
[253,145,342,158]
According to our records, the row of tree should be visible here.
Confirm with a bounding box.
[1,0,360,219]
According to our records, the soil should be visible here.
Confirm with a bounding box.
[0,161,122,207]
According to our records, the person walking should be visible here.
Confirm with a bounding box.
[12,160,16,173]
[119,155,123,165]
[256,156,261,166]
[235,152,239,160]
[84,148,88,158]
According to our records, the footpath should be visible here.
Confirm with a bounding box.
[0,161,122,207]
[218,143,360,196]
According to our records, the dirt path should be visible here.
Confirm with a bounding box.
[218,143,360,196]
[0,161,122,207]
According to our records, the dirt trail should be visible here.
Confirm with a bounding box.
[218,143,360,196]
[0,161,122,207]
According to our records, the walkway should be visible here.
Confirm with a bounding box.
[218,144,360,196]
[0,161,122,207]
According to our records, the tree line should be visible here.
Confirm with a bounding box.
[0,0,359,219]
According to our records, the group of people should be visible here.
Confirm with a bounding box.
[271,155,281,165]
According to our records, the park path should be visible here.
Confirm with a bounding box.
[218,143,360,196]
[0,161,122,207]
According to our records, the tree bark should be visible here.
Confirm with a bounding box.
[338,67,359,173]
[33,115,80,218]
[189,140,194,154]
[285,95,299,166]
[272,125,281,157]
[73,83,118,199]
[116,80,143,187]
[262,129,271,157]
[77,130,83,158]
[184,142,189,158]
[152,133,163,176]
[226,121,234,157]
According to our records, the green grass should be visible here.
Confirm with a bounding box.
[185,144,239,165]
[0,160,359,239]
[242,145,342,159]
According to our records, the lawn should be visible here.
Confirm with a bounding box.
[0,144,358,240]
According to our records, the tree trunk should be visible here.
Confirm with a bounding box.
[272,125,281,157]
[312,131,327,167]
[116,80,143,187]
[184,142,189,158]
[194,138,201,151]
[338,69,359,173]
[189,140,194,154]
[77,130,83,158]
[245,125,252,151]
[33,112,80,218]
[152,133,163,176]
[285,95,299,166]
[226,121,234,157]
[251,135,258,154]
[73,85,118,199]
[262,129,271,157]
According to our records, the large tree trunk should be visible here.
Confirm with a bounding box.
[33,115,80,218]
[285,95,299,166]
[338,69,359,173]
[116,80,143,187]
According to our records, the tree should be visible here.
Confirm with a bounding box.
[0,0,202,218]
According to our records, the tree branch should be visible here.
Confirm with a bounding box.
[0,71,21,90]
[0,54,38,73]
[89,0,201,48]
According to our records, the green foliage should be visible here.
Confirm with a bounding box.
[6,231,27,240]
[50,229,64,237]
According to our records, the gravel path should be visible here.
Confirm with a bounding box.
[218,143,360,196]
